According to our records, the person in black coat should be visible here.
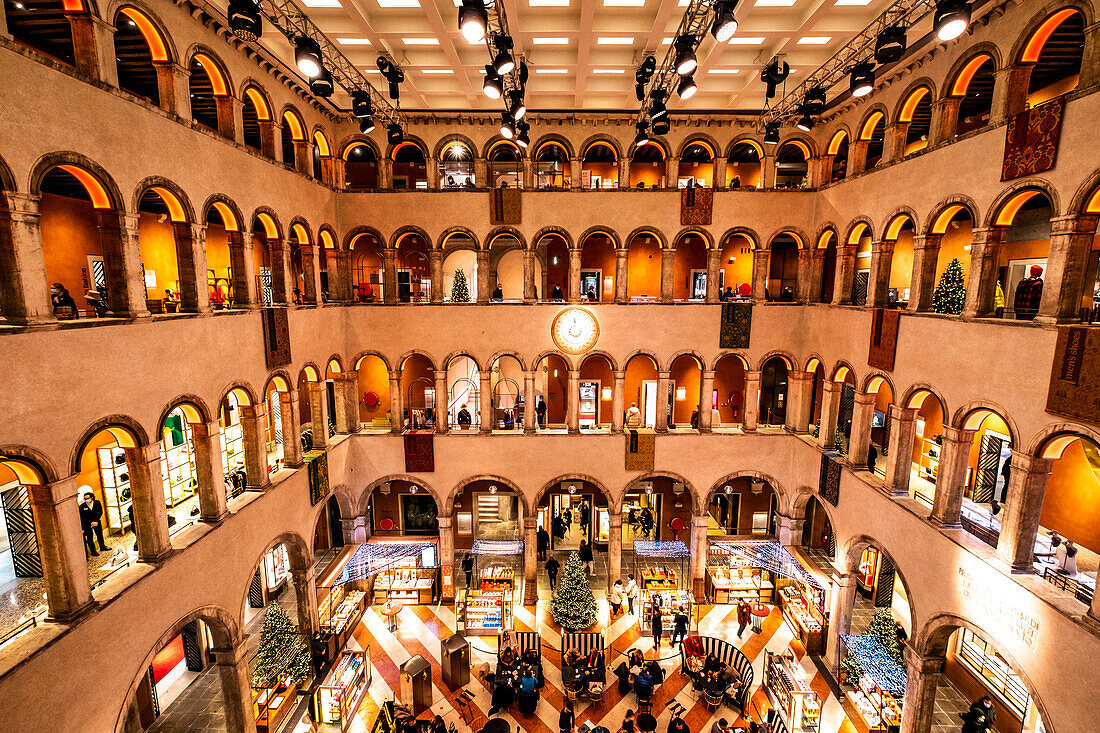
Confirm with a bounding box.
[487,676,514,716]
[537,526,550,560]
[51,283,78,317]
[550,284,565,301]
[867,442,878,473]
[462,552,474,587]
[545,555,560,590]
[671,606,689,646]
[457,405,473,429]
[960,696,997,733]
[535,396,548,428]
[649,602,663,650]
[558,700,574,733]
[78,490,108,556]
[579,540,594,575]
[667,717,689,733]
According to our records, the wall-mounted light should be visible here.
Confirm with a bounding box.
[676,387,687,400]
[724,484,732,494]
[410,485,418,493]
[602,387,612,400]
[489,484,498,494]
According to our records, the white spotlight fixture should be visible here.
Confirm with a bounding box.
[711,1,738,43]
[674,35,698,75]
[483,66,503,98]
[500,113,515,139]
[459,0,488,43]
[934,0,970,41]
[294,36,323,78]
[850,61,875,97]
[677,74,698,99]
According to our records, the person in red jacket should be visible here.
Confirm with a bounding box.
[736,599,751,639]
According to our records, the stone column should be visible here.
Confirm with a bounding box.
[567,370,580,434]
[124,444,171,562]
[825,572,857,670]
[899,646,945,733]
[699,370,715,432]
[884,122,908,164]
[289,565,320,637]
[659,247,675,302]
[107,213,151,318]
[786,370,813,433]
[217,95,242,143]
[689,514,708,598]
[476,250,491,305]
[796,248,815,302]
[227,231,256,309]
[523,248,537,302]
[995,452,1054,572]
[175,222,210,314]
[816,380,841,449]
[0,192,54,324]
[189,421,228,523]
[523,371,536,433]
[330,376,350,435]
[211,640,257,733]
[615,248,629,303]
[929,427,976,528]
[1037,214,1099,323]
[930,98,961,145]
[380,158,393,190]
[655,371,671,432]
[846,392,877,468]
[884,406,919,498]
[389,374,403,434]
[437,515,455,601]
[568,246,582,303]
[28,477,93,621]
[268,238,293,305]
[471,157,486,188]
[1079,21,1100,88]
[618,157,630,188]
[665,157,679,188]
[382,248,398,304]
[608,511,623,589]
[849,140,869,176]
[705,247,721,303]
[866,240,894,308]
[907,234,942,312]
[342,374,360,434]
[806,249,827,303]
[258,120,277,160]
[522,158,535,189]
[299,242,320,305]
[751,249,769,302]
[832,243,858,305]
[523,516,537,603]
[239,405,271,491]
[67,12,111,81]
[279,390,303,468]
[342,516,367,544]
[742,370,761,431]
[714,158,728,189]
[995,65,1032,123]
[611,371,625,433]
[308,382,329,448]
[479,371,492,432]
[775,514,806,546]
[429,249,444,304]
[962,227,1003,319]
[434,370,449,433]
[570,157,582,189]
[760,154,777,189]
[291,140,311,177]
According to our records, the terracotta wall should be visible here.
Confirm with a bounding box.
[720,236,754,293]
[934,220,973,283]
[912,398,945,464]
[623,356,658,416]
[629,160,665,188]
[39,193,103,308]
[356,356,391,424]
[137,212,180,299]
[672,237,707,299]
[627,236,662,298]
[535,354,569,423]
[888,231,915,292]
[670,356,702,424]
[580,237,616,299]
[713,356,746,424]
[1041,439,1100,554]
[579,356,614,424]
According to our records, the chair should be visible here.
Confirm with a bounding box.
[636,691,652,714]
[588,685,603,703]
[665,700,685,719]
[703,689,722,712]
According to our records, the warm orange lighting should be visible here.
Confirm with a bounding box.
[847,223,869,246]
[951,54,992,97]
[826,131,847,156]
[303,365,320,382]
[292,223,310,245]
[898,88,929,123]
[60,0,84,11]
[211,201,238,231]
[0,458,44,486]
[1021,9,1079,63]
[58,164,112,209]
[194,54,228,96]
[682,139,716,158]
[859,111,884,141]
[584,141,618,159]
[994,190,1043,226]
[833,366,850,383]
[866,375,887,394]
[885,215,912,241]
[150,186,186,222]
[816,229,836,250]
[1086,187,1100,214]
[269,375,290,392]
[244,87,270,120]
[486,139,520,157]
[313,131,331,157]
[120,7,169,62]
[282,111,305,141]
[327,359,342,375]
[783,139,811,159]
[320,230,336,249]
[931,204,967,234]
[228,386,253,407]
[805,357,821,373]
[256,212,279,239]
[390,140,422,159]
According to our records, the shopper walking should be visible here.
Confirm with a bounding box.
[78,490,107,557]
[626,402,642,428]
[609,579,625,618]
[649,600,663,651]
[625,574,639,615]
[736,599,751,639]
[867,442,878,473]
[537,525,550,561]
[462,552,474,587]
[558,700,574,733]
[535,396,547,428]
[457,404,472,429]
[960,696,997,733]
[545,555,560,591]
[671,606,689,646]
[579,539,594,575]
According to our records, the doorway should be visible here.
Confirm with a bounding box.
[578,381,600,428]
[690,270,707,300]
[580,269,601,301]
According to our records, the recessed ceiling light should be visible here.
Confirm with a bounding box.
[798,36,832,44]
[603,0,644,6]
[661,37,674,44]
[376,0,420,6]
[533,37,570,44]
[421,68,454,73]
[402,37,440,44]
[303,0,343,6]
[593,68,625,74]
[597,37,635,45]
[536,68,569,74]
[337,38,372,45]
[728,36,766,44]
[708,68,741,74]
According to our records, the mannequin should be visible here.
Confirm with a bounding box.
[1013,264,1044,320]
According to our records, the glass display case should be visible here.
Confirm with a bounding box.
[477,565,515,594]
[321,589,366,646]
[97,446,132,534]
[160,419,196,507]
[764,650,821,732]
[778,585,827,655]
[706,561,775,604]
[456,588,511,636]
[315,649,372,732]
[221,421,244,475]
[373,557,436,604]
[846,675,902,732]
[638,589,693,637]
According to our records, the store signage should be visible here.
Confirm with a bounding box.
[957,566,1040,647]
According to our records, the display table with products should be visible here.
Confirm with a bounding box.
[778,586,826,656]
[638,590,693,637]
[456,588,512,636]
[763,650,820,732]
[314,650,372,732]
[320,588,366,648]
[253,680,299,733]
[845,679,902,732]
[840,635,905,732]
[707,565,775,604]
[373,568,435,605]
[478,566,515,594]
[632,541,690,600]
[640,568,679,592]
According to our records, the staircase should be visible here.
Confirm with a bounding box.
[476,495,501,525]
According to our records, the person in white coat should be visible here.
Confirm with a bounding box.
[625,402,642,429]
[624,574,639,615]
[609,579,625,617]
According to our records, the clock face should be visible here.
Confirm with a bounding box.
[551,307,600,355]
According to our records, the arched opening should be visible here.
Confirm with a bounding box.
[861,113,886,170]
[626,230,662,301]
[392,141,427,190]
[726,141,762,189]
[318,230,333,302]
[929,204,975,315]
[1033,433,1100,592]
[580,231,616,302]
[629,142,667,189]
[669,353,703,429]
[241,87,269,153]
[622,477,691,549]
[311,138,323,181]
[487,232,526,301]
[74,424,144,578]
[851,224,873,306]
[445,355,481,430]
[829,366,858,453]
[218,388,251,497]
[158,403,204,537]
[441,231,476,303]
[994,190,1054,321]
[623,354,660,428]
[396,231,430,302]
[1080,185,1100,323]
[354,354,391,431]
[533,353,570,430]
[951,54,996,136]
[705,478,779,537]
[577,354,613,431]
[801,495,835,558]
[204,202,238,310]
[487,141,523,188]
[288,224,308,304]
[343,143,379,189]
[885,216,916,306]
[712,354,747,429]
[262,378,288,468]
[774,141,809,189]
[864,377,895,476]
[535,140,570,189]
[364,480,439,539]
[581,141,618,189]
[0,454,52,635]
[188,55,222,132]
[5,0,76,64]
[113,8,166,105]
[900,88,933,156]
[767,234,800,302]
[313,494,344,552]
[817,230,839,302]
[719,232,754,300]
[297,368,321,444]
[251,215,275,307]
[38,164,121,319]
[907,390,946,506]
[281,110,304,169]
[137,186,193,313]
[759,356,790,428]
[806,359,826,434]
[536,479,610,559]
[673,232,708,301]
[678,141,714,188]
[440,140,475,188]
[954,408,1014,544]
[400,354,435,430]
[535,232,569,301]
[488,354,524,430]
[349,232,384,302]
[1023,8,1086,107]
[829,133,849,182]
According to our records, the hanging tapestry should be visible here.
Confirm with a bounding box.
[819,453,842,507]
[490,188,522,224]
[1001,96,1063,181]
[867,308,900,371]
[404,430,435,472]
[626,429,655,471]
[304,450,329,505]
[1046,325,1100,426]
[719,302,752,348]
[262,307,291,368]
[680,186,713,225]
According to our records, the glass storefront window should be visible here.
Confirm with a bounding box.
[956,629,1030,716]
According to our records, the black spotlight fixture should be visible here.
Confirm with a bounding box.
[804,87,826,115]
[649,89,667,120]
[508,90,527,121]
[634,121,650,147]
[934,0,970,41]
[500,112,516,140]
[761,58,790,99]
[492,34,515,74]
[875,25,907,64]
[763,122,780,144]
[387,123,403,146]
[228,0,261,41]
[796,108,814,132]
[674,35,698,75]
[359,116,376,134]
[310,67,334,97]
[635,82,647,102]
[711,0,738,43]
[294,36,323,78]
[352,91,373,119]
[677,74,698,100]
[516,120,530,148]
[483,65,503,99]
[459,0,488,44]
[519,60,529,90]
[850,61,875,97]
[387,68,403,101]
[641,55,657,77]
[377,56,393,75]
[652,117,670,135]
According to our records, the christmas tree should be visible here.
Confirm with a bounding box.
[867,608,904,663]
[250,602,312,687]
[550,552,598,631]
[931,257,966,315]
[451,268,470,302]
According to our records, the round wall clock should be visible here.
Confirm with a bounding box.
[551,307,600,355]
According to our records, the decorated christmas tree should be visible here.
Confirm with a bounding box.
[550,552,598,631]
[867,607,904,663]
[250,602,312,687]
[931,257,966,315]
[451,268,470,302]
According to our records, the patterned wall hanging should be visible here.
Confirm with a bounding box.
[819,453,842,507]
[1046,325,1100,426]
[680,186,713,225]
[1001,96,1063,181]
[868,308,900,371]
[261,307,291,368]
[625,429,656,471]
[719,302,752,348]
[404,431,435,472]
[305,449,329,505]
[490,188,522,224]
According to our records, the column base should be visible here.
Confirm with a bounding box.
[246,481,271,493]
[285,459,304,469]
[138,548,175,564]
[524,579,537,605]
[47,599,97,624]
[692,576,706,600]
[928,516,961,530]
[568,427,580,435]
[201,511,231,525]
[523,427,535,435]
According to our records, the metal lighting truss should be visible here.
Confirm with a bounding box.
[482,0,524,105]
[759,0,938,129]
[255,0,404,128]
[635,0,717,125]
